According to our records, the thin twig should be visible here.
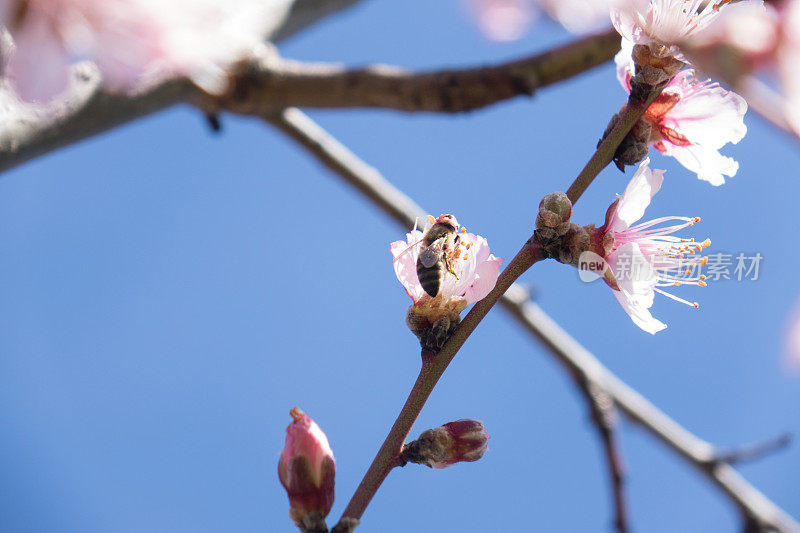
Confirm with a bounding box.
[713,433,793,466]
[268,107,800,533]
[0,29,619,175]
[565,86,664,204]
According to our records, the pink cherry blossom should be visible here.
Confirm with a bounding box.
[609,0,748,60]
[782,298,800,375]
[538,0,612,33]
[390,216,502,307]
[0,0,274,102]
[599,158,710,334]
[779,0,800,134]
[466,0,610,41]
[616,38,747,185]
[468,0,536,42]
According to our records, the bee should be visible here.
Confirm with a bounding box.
[416,214,461,298]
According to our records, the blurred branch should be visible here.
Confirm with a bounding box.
[713,432,793,466]
[0,28,619,175]
[268,107,800,533]
[580,381,629,533]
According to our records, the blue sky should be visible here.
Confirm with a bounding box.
[1,1,799,532]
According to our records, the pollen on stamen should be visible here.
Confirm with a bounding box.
[700,257,709,266]
[463,253,469,260]
[698,280,708,287]
[427,215,436,226]
[700,274,707,280]
[693,302,700,308]
[461,227,467,233]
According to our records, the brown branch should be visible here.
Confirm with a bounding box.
[222,29,619,114]
[268,107,800,533]
[0,28,619,174]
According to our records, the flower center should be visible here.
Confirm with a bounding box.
[615,216,711,307]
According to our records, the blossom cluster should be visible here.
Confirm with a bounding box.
[0,0,278,102]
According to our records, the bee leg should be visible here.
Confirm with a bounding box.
[444,254,460,280]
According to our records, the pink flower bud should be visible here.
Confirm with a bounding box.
[278,408,335,526]
[402,419,489,469]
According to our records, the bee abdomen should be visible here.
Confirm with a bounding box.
[417,262,444,297]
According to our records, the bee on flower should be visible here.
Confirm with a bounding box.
[390,214,502,351]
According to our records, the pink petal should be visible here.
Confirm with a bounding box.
[665,76,748,149]
[463,254,503,305]
[5,13,71,102]
[391,231,426,303]
[539,0,611,33]
[468,0,536,42]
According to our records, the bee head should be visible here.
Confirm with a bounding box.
[436,214,459,231]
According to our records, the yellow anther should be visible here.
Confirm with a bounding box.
[427,215,436,226]
[693,302,700,308]
[461,227,467,233]
[290,407,305,422]
[698,280,708,287]
[700,257,709,266]
[463,253,469,260]
[700,274,707,280]
[701,239,711,248]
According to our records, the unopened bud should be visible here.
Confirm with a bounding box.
[401,419,489,469]
[279,408,336,531]
[535,192,573,242]
[602,109,652,171]
[630,44,685,99]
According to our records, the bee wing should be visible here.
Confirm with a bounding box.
[392,236,425,264]
[418,237,446,268]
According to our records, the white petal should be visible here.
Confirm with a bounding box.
[614,36,635,93]
[608,158,664,233]
[607,243,665,333]
[609,0,655,46]
[612,289,667,334]
[660,142,737,185]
